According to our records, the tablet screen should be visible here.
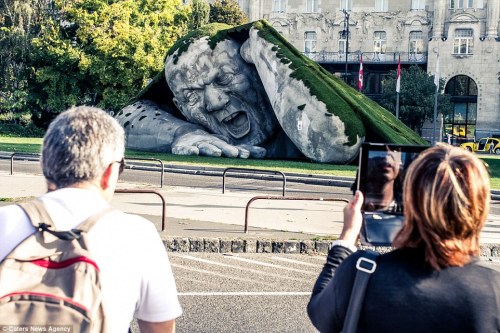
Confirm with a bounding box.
[357,143,428,214]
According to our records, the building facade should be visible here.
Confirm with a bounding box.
[235,0,500,143]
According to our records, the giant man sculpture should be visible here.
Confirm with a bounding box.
[117,21,426,164]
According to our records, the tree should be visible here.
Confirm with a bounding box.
[379,65,453,135]
[26,0,190,123]
[209,0,248,26]
[190,0,210,29]
[0,0,49,117]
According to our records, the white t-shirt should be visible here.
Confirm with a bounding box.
[0,188,182,332]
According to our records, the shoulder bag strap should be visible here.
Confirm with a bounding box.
[17,200,115,241]
[342,250,380,333]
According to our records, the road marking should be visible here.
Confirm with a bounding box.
[223,254,315,275]
[171,264,262,285]
[178,291,311,296]
[170,254,310,282]
[270,256,323,267]
[310,256,328,261]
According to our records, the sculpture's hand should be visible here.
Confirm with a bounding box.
[173,130,266,158]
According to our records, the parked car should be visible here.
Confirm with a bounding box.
[460,137,500,154]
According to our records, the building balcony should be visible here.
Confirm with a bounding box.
[303,51,428,64]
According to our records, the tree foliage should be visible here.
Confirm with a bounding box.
[209,0,248,26]
[379,65,453,135]
[2,0,189,126]
[0,0,49,116]
[190,0,210,29]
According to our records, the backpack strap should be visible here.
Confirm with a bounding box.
[17,200,116,241]
[77,206,116,233]
[17,199,54,229]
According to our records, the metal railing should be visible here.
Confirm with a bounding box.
[244,196,349,233]
[303,51,427,64]
[10,152,41,175]
[114,189,167,231]
[222,167,287,196]
[124,157,165,188]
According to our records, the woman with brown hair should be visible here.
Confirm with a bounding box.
[307,144,500,333]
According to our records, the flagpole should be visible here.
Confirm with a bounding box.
[395,54,401,119]
[433,88,438,145]
[358,54,363,92]
[432,54,440,145]
[396,92,400,119]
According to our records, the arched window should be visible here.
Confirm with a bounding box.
[444,75,477,144]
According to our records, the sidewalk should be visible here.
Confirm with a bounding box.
[1,171,500,256]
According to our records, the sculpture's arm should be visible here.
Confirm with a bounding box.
[240,28,363,164]
[116,100,266,158]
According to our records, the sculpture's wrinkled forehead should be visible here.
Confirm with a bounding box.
[165,37,243,91]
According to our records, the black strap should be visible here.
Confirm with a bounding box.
[342,250,380,333]
[18,200,115,241]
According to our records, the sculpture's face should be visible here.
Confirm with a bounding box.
[165,38,278,145]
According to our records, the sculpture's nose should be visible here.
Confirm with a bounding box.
[205,85,229,112]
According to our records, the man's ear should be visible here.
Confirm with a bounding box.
[100,163,114,190]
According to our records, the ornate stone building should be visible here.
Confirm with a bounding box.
[235,0,500,143]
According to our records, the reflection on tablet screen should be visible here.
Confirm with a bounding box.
[358,144,427,214]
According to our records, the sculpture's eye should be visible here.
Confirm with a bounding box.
[185,91,199,105]
[216,73,234,86]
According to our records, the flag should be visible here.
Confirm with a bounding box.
[434,55,440,92]
[396,54,401,93]
[358,55,363,91]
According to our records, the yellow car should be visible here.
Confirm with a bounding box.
[460,137,500,154]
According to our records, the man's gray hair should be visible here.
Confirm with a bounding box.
[42,106,125,188]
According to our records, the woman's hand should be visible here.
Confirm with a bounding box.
[339,190,364,245]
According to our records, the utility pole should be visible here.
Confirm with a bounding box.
[342,9,350,83]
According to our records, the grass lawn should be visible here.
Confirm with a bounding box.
[1,136,499,189]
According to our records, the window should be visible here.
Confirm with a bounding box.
[450,0,474,9]
[444,75,478,144]
[306,0,318,12]
[411,0,425,10]
[375,0,388,11]
[453,29,473,54]
[338,31,350,53]
[304,31,317,53]
[272,0,286,13]
[409,31,424,54]
[340,0,352,11]
[373,31,386,54]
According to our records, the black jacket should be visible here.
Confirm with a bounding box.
[308,246,500,333]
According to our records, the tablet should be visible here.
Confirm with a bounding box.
[357,143,429,246]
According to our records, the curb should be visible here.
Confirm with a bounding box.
[162,237,500,258]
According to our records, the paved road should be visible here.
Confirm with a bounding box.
[131,252,322,333]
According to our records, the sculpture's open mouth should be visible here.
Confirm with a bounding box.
[223,111,250,139]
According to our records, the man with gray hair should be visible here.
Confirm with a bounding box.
[0,106,182,332]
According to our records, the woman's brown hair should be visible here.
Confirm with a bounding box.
[393,143,490,270]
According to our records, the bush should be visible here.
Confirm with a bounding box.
[0,123,44,138]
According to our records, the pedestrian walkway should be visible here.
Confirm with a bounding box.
[1,171,499,253]
[0,171,345,239]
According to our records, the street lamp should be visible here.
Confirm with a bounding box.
[341,9,350,83]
